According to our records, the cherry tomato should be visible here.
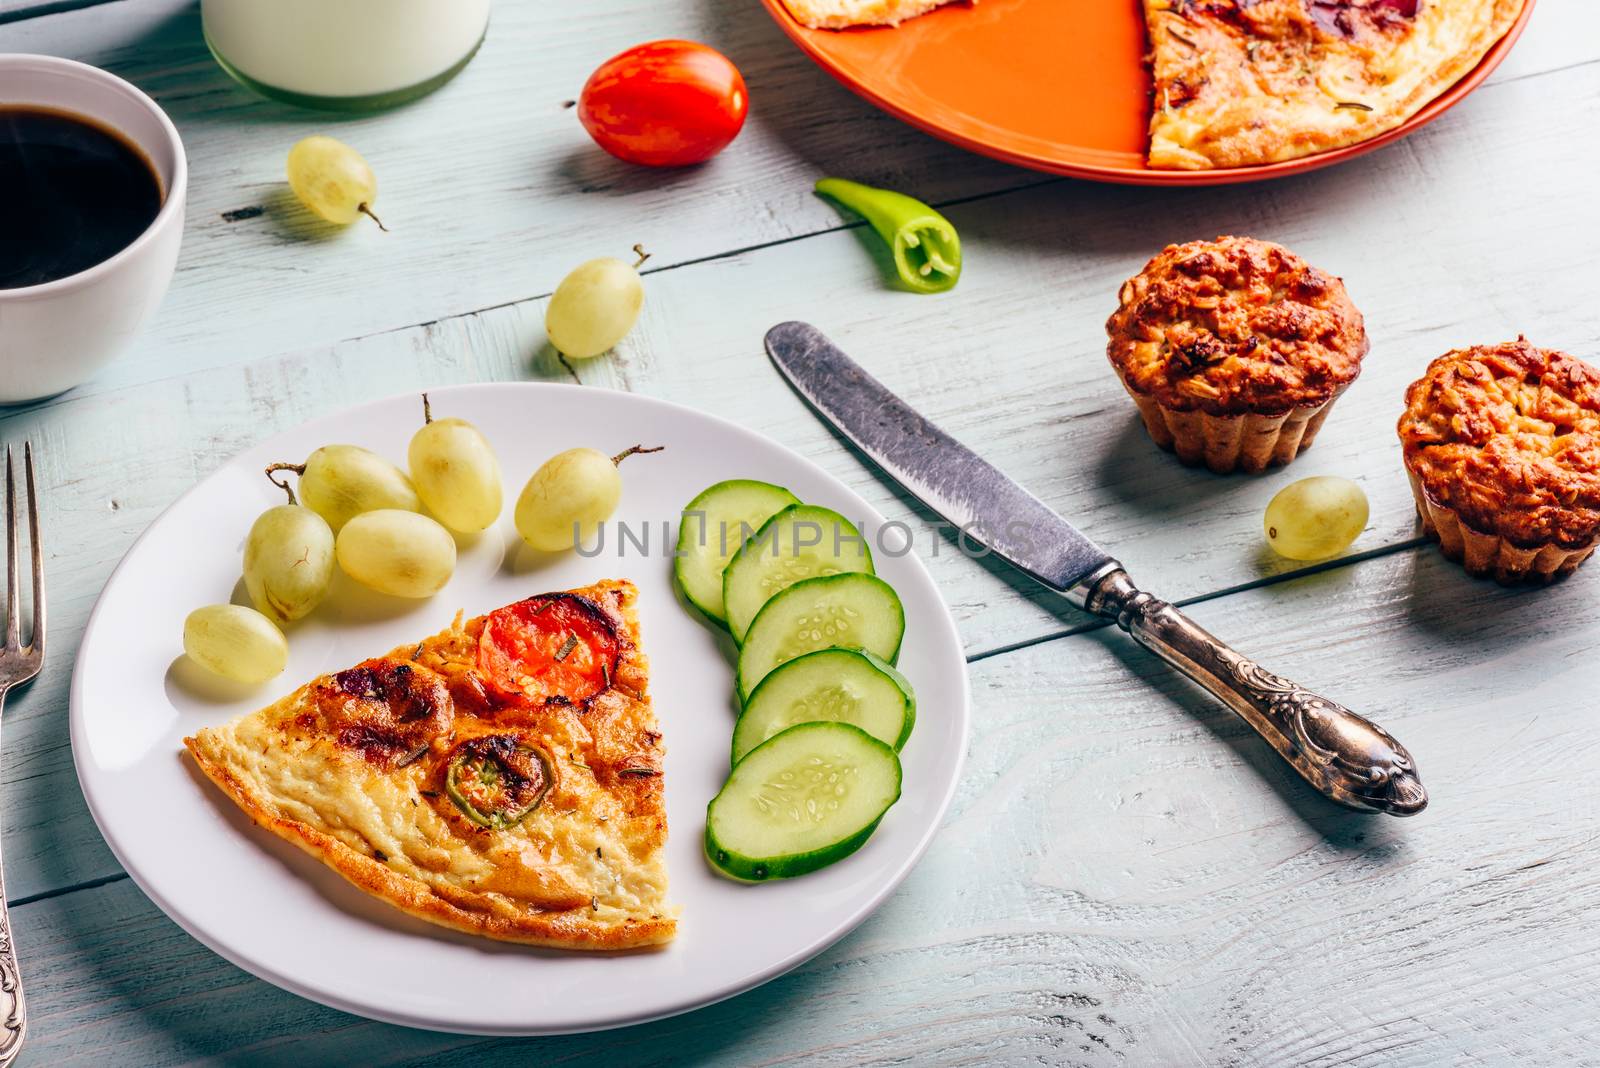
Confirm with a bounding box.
[578,40,748,167]
[477,594,620,705]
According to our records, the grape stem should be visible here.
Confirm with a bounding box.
[422,393,432,425]
[264,463,305,505]
[632,244,651,269]
[359,203,389,232]
[611,445,664,466]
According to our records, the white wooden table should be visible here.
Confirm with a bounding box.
[4,0,1599,1062]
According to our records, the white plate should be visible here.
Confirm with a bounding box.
[71,383,970,1036]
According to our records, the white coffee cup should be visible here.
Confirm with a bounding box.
[0,54,187,405]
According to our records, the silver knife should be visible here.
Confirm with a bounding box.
[765,321,1426,817]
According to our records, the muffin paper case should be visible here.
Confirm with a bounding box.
[1120,378,1348,475]
[1405,470,1597,584]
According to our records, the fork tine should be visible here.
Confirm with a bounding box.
[4,446,17,651]
[25,442,43,658]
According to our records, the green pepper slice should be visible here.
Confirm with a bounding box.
[815,177,961,294]
[445,735,553,829]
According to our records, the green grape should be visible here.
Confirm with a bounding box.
[1263,476,1369,561]
[184,604,288,684]
[286,135,386,229]
[270,445,420,533]
[407,395,503,533]
[514,445,659,552]
[544,256,644,359]
[243,475,336,623]
[336,509,457,598]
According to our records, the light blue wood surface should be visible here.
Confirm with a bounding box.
[3,1,1599,1063]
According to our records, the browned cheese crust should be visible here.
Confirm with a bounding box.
[1144,0,1525,169]
[1105,235,1367,417]
[784,0,965,29]
[1399,340,1600,551]
[184,579,676,950]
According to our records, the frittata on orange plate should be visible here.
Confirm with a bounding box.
[1144,0,1525,169]
[185,579,676,950]
[784,0,1525,171]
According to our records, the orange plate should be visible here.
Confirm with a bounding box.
[760,0,1537,186]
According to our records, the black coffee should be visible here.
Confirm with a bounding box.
[0,107,163,289]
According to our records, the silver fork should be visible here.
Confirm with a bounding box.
[0,443,43,1066]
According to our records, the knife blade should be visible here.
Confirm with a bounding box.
[763,320,1114,593]
[763,321,1428,818]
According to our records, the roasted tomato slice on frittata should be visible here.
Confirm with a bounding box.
[477,593,621,705]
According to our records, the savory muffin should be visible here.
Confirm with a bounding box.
[1106,236,1368,474]
[1398,339,1600,584]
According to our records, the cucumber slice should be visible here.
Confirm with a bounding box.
[733,648,915,764]
[736,573,904,700]
[674,480,799,625]
[722,504,874,643]
[705,722,902,881]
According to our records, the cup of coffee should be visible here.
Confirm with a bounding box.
[0,54,187,405]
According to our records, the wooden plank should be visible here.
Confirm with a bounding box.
[2,57,1598,907]
[0,0,1591,407]
[1490,0,1600,82]
[0,0,115,23]
[13,545,1600,1064]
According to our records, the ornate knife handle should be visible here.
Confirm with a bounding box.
[1070,565,1427,816]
